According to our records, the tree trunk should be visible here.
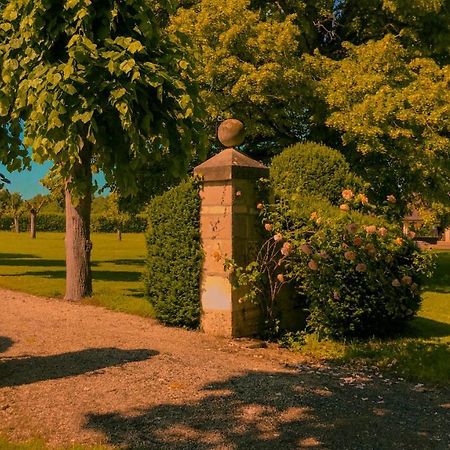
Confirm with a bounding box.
[30,211,37,239]
[117,228,122,241]
[14,217,19,233]
[64,147,93,301]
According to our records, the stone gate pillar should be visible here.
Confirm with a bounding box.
[194,120,269,337]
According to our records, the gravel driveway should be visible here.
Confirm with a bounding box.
[0,289,449,449]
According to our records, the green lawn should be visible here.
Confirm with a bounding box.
[0,231,153,317]
[0,437,111,450]
[295,251,450,385]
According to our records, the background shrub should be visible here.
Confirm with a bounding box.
[144,178,203,328]
[270,142,364,205]
[91,215,147,233]
[0,214,65,232]
[0,214,147,233]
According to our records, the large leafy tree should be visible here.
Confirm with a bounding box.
[308,35,450,207]
[172,0,450,207]
[171,0,309,157]
[0,0,204,299]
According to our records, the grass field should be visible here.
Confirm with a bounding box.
[0,231,153,317]
[0,437,111,450]
[295,250,450,385]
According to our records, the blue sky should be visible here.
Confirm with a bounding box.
[0,161,52,199]
[0,161,107,199]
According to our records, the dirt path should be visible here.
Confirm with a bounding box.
[0,289,449,450]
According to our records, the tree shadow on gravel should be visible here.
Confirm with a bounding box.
[0,336,13,353]
[0,348,157,388]
[86,368,450,450]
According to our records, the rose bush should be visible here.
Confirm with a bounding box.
[241,188,434,340]
[286,214,433,339]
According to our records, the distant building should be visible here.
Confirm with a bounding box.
[403,209,450,247]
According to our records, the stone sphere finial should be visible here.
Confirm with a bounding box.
[218,119,245,148]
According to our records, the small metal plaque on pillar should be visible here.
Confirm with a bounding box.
[194,120,269,337]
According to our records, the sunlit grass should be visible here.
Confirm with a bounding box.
[0,231,153,318]
[0,436,113,450]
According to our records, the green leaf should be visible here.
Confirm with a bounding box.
[119,59,135,74]
[128,41,144,54]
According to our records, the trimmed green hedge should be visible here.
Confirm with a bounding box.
[0,214,147,233]
[144,178,203,328]
[0,214,65,232]
[270,142,363,205]
[91,215,147,233]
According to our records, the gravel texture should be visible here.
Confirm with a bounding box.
[0,289,449,449]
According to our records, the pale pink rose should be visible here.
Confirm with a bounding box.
[356,263,367,273]
[386,195,397,204]
[257,203,264,210]
[264,223,273,232]
[281,242,292,256]
[274,233,283,242]
[347,223,358,234]
[333,291,341,300]
[235,190,242,197]
[401,275,413,285]
[340,204,350,211]
[407,231,416,239]
[392,279,401,287]
[364,225,377,234]
[308,259,318,271]
[277,273,285,283]
[300,244,312,255]
[377,227,388,237]
[319,251,329,259]
[342,243,349,249]
[342,189,354,200]
[344,251,356,261]
[357,193,369,205]
[353,236,363,247]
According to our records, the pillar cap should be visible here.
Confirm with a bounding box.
[194,148,269,182]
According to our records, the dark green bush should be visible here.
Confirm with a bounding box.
[91,215,147,233]
[37,214,66,232]
[144,178,203,328]
[262,195,432,339]
[290,216,432,339]
[0,214,146,233]
[270,142,363,205]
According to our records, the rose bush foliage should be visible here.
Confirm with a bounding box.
[286,214,432,339]
[255,187,434,340]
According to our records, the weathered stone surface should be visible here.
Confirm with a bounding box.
[195,148,269,337]
[217,119,245,148]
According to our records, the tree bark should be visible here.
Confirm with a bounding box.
[14,217,19,233]
[64,147,93,301]
[117,228,122,241]
[30,210,37,239]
